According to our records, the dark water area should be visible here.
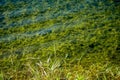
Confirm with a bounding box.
[0,0,79,28]
[1,0,113,29]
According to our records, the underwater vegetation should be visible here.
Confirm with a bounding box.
[0,0,120,80]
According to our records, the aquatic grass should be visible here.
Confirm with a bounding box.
[0,52,120,80]
[0,72,4,80]
[0,0,120,80]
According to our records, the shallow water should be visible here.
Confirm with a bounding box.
[0,0,119,57]
[0,0,86,28]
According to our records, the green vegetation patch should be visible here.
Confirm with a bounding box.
[0,0,120,80]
